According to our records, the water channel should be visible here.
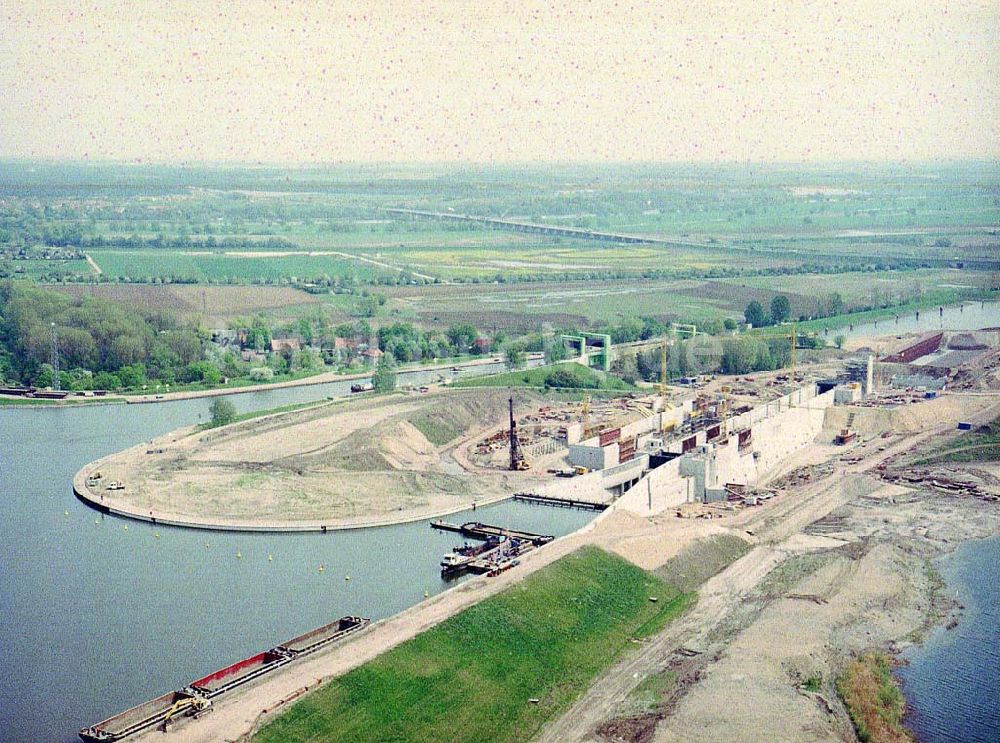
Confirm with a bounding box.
[0,359,592,742]
[829,299,999,342]
[898,534,1000,742]
[4,305,999,740]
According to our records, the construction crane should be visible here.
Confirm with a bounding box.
[719,385,731,436]
[790,323,797,385]
[508,396,528,471]
[671,322,697,339]
[660,334,668,397]
[50,322,60,391]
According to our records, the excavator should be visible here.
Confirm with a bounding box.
[161,695,211,731]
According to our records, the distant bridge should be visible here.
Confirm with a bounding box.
[385,208,716,249]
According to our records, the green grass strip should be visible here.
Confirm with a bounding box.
[254,546,694,743]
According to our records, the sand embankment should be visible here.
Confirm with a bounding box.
[74,388,547,531]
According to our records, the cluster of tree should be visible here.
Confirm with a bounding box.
[613,332,826,383]
[375,322,486,363]
[743,295,792,328]
[0,282,209,389]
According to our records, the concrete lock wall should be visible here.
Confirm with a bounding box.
[568,441,619,470]
[613,457,688,515]
[615,385,834,516]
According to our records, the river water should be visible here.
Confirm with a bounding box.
[897,535,1000,742]
[0,359,591,742]
[827,300,999,342]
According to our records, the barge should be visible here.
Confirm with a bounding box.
[79,615,368,742]
[430,520,554,546]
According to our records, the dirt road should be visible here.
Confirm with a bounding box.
[535,394,1000,743]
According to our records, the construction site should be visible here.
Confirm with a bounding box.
[72,318,1000,743]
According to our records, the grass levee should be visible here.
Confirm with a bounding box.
[254,546,695,743]
[654,534,752,593]
[835,652,914,743]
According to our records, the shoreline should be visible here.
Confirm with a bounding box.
[72,461,516,533]
[0,354,512,408]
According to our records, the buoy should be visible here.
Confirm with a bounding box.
[319,564,325,573]
[64,510,69,516]
[205,542,210,548]
[154,533,160,539]
[94,519,99,525]
[123,525,128,531]
[268,554,273,562]
[345,575,350,581]
[236,551,242,559]
[424,590,429,598]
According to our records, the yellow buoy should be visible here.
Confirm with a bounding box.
[154,533,160,539]
[64,510,69,516]
[236,551,242,559]
[424,591,429,598]
[268,554,273,562]
[94,519,99,525]
[345,575,350,581]
[318,564,325,573]
[123,525,128,531]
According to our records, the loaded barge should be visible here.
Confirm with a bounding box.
[435,521,554,579]
[430,520,554,545]
[79,615,368,742]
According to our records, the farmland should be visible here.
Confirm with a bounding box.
[85,249,390,284]
[2,160,997,386]
[253,546,693,743]
[1,160,996,289]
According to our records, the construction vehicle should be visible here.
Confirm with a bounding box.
[161,696,211,731]
[508,397,529,471]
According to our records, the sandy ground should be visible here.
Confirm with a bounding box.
[121,389,1000,743]
[79,389,545,529]
[537,393,1000,743]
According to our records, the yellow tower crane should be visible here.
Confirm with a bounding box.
[660,334,668,397]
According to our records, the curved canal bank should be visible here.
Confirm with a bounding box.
[0,390,593,743]
[72,459,515,533]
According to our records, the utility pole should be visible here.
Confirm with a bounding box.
[50,322,60,391]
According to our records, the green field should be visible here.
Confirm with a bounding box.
[253,546,694,743]
[4,161,997,288]
[452,362,632,391]
[87,250,391,283]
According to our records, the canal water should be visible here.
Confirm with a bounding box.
[0,360,589,743]
[829,300,999,342]
[897,535,1000,743]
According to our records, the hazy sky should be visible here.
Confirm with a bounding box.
[2,1,998,163]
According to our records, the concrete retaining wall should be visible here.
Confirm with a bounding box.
[615,386,834,516]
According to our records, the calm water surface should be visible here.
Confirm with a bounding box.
[834,300,999,341]
[897,535,1000,743]
[0,359,587,743]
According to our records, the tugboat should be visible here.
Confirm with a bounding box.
[440,536,505,576]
